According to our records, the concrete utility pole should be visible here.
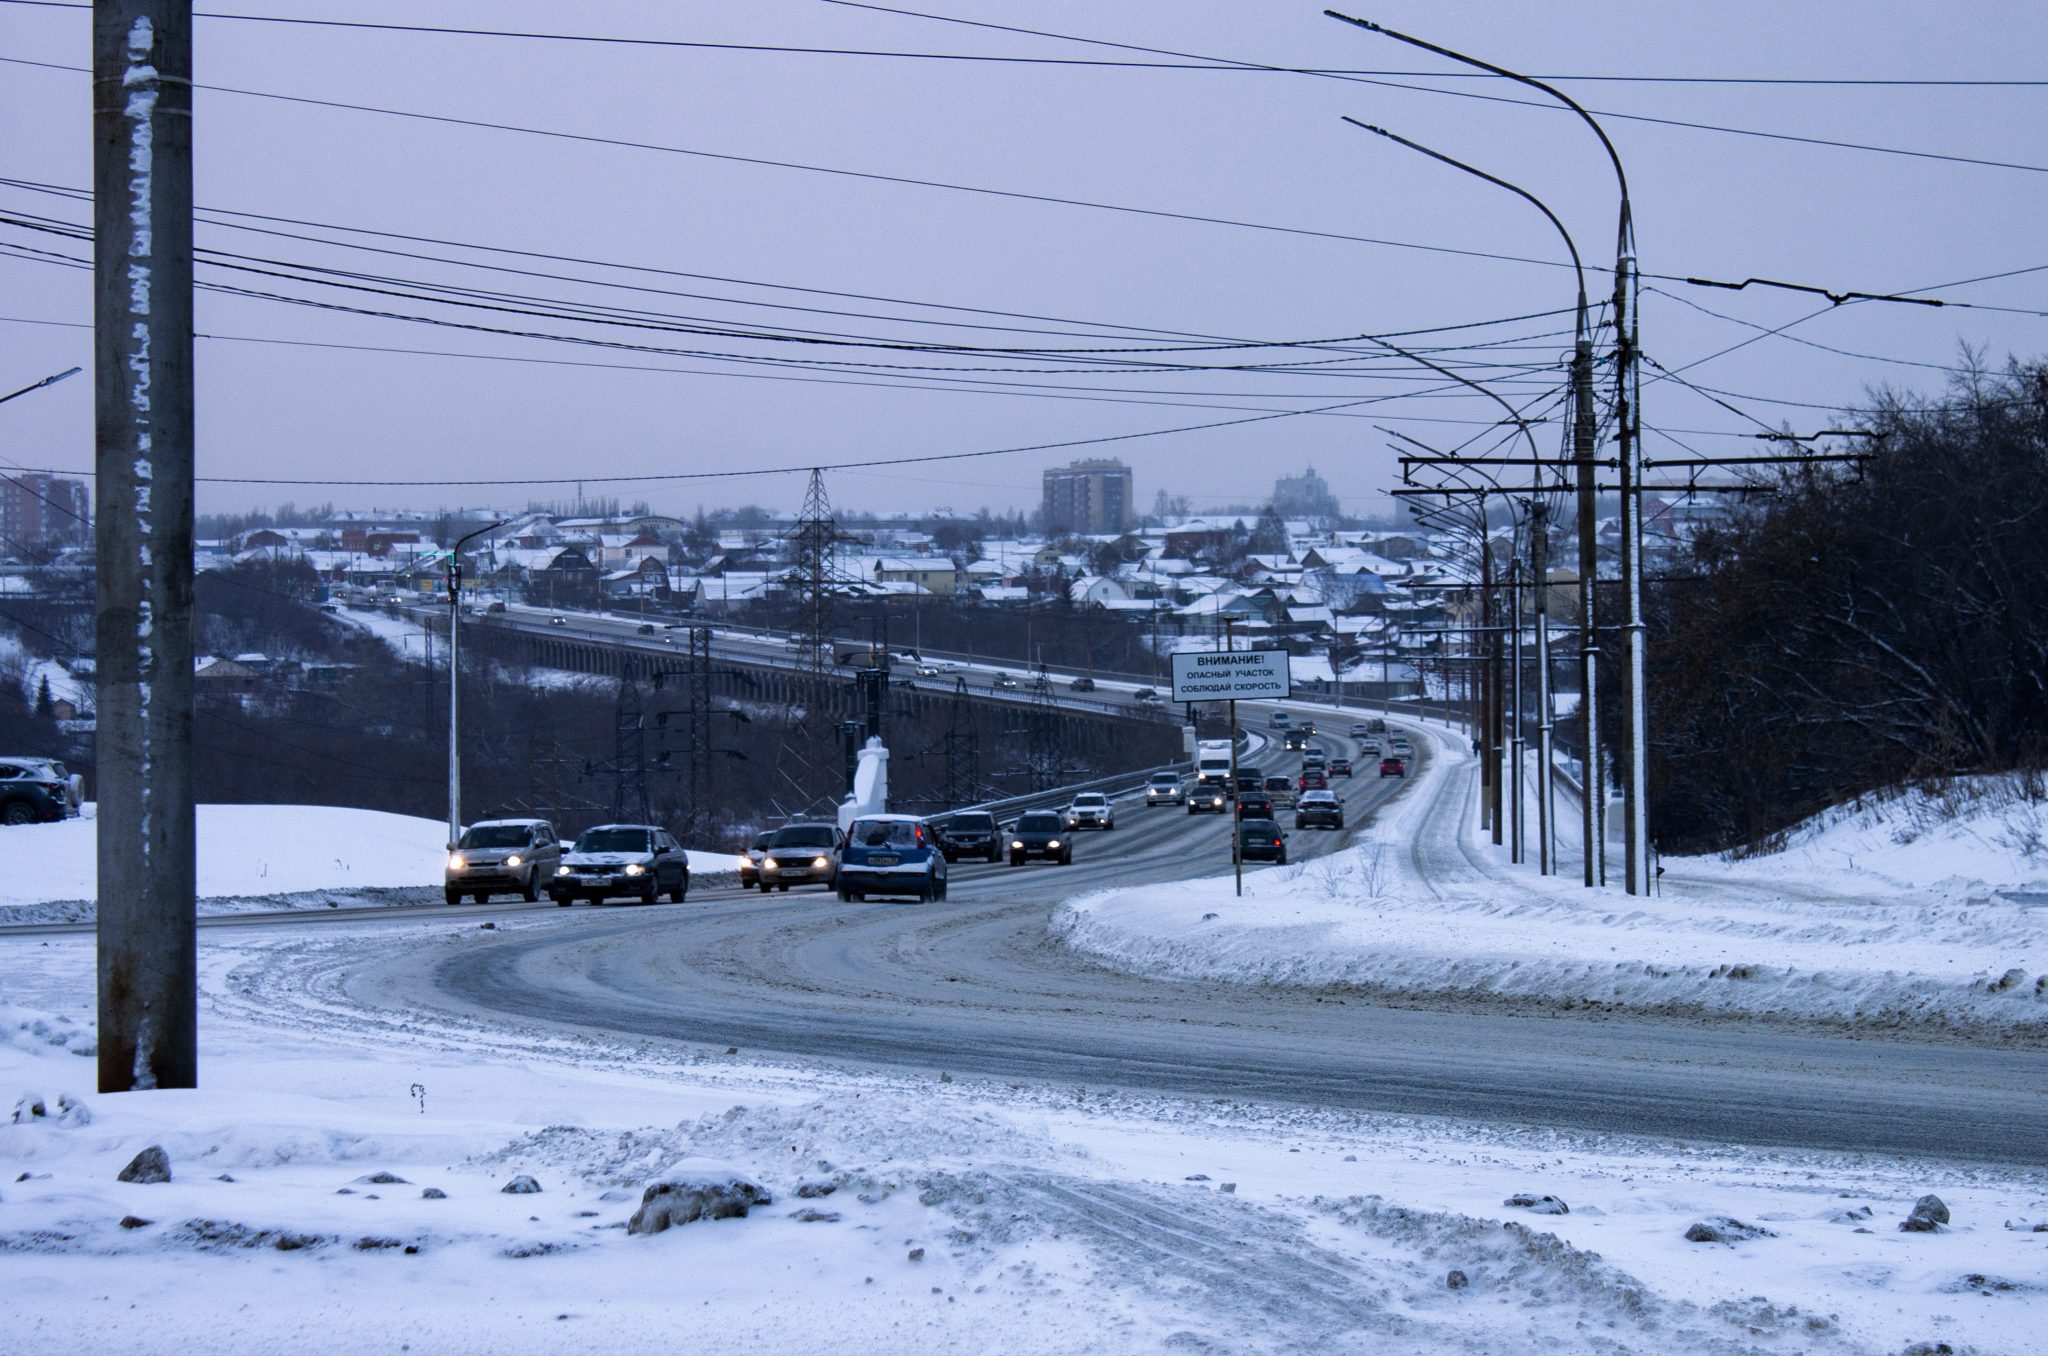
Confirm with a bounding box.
[1529,499,1555,876]
[1508,558,1524,865]
[94,0,196,1094]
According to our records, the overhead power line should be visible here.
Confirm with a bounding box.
[2,0,2044,86]
[818,0,2048,174]
[0,55,1583,272]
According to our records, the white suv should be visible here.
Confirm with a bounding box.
[1064,792,1116,831]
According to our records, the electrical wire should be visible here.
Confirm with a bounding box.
[818,1,2048,174]
[3,0,2044,86]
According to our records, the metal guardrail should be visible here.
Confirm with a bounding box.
[937,728,1258,826]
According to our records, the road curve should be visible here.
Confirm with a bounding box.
[355,733,2048,1167]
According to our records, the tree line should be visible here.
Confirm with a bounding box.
[1637,359,2048,854]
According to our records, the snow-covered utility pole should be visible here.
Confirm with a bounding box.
[94,0,196,1093]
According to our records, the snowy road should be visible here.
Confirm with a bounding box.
[295,757,2048,1167]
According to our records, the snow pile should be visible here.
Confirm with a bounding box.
[0,804,451,922]
[1055,725,2048,1039]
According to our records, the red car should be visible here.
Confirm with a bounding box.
[1297,770,1328,793]
[1379,756,1407,778]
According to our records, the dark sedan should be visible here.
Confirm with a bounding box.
[1235,818,1289,865]
[1295,790,1344,830]
[1234,791,1275,821]
[1328,757,1353,778]
[1007,810,1073,866]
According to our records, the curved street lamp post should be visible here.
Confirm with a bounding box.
[1328,10,1645,892]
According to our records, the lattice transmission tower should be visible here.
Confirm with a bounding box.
[770,469,865,819]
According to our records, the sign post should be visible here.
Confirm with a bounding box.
[1170,639,1292,897]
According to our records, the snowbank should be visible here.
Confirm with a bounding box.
[0,805,745,924]
[1055,724,2048,1040]
[0,804,450,920]
[1671,774,2048,897]
[4,927,2042,1356]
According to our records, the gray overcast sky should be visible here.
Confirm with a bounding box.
[2,0,2044,521]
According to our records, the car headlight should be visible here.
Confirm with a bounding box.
[505,854,523,868]
[813,857,830,869]
[737,856,752,870]
[1011,840,1024,850]
[447,854,466,871]
[1048,839,1061,849]
[762,857,779,870]
[555,865,571,875]
[624,863,645,876]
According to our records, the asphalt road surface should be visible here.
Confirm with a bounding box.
[344,722,2048,1168]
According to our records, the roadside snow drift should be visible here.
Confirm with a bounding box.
[0,805,449,923]
[4,923,2043,1356]
[1054,724,2048,1040]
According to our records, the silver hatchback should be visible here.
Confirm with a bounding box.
[445,818,562,904]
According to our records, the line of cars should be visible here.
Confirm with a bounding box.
[445,818,690,906]
[737,790,1125,897]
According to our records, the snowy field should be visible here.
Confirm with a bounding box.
[1054,723,2048,1041]
[4,919,2042,1355]
[0,806,739,925]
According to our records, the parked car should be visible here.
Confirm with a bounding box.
[444,817,561,904]
[0,757,82,823]
[1380,756,1408,778]
[1328,757,1354,778]
[1235,791,1275,821]
[1069,676,1096,692]
[549,823,689,906]
[1295,790,1344,830]
[1263,775,1295,809]
[838,815,949,902]
[0,774,68,826]
[937,810,1002,863]
[738,832,770,889]
[1007,810,1072,866]
[760,822,841,892]
[1144,772,1185,807]
[1235,818,1288,865]
[1064,792,1116,830]
[1186,784,1229,815]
